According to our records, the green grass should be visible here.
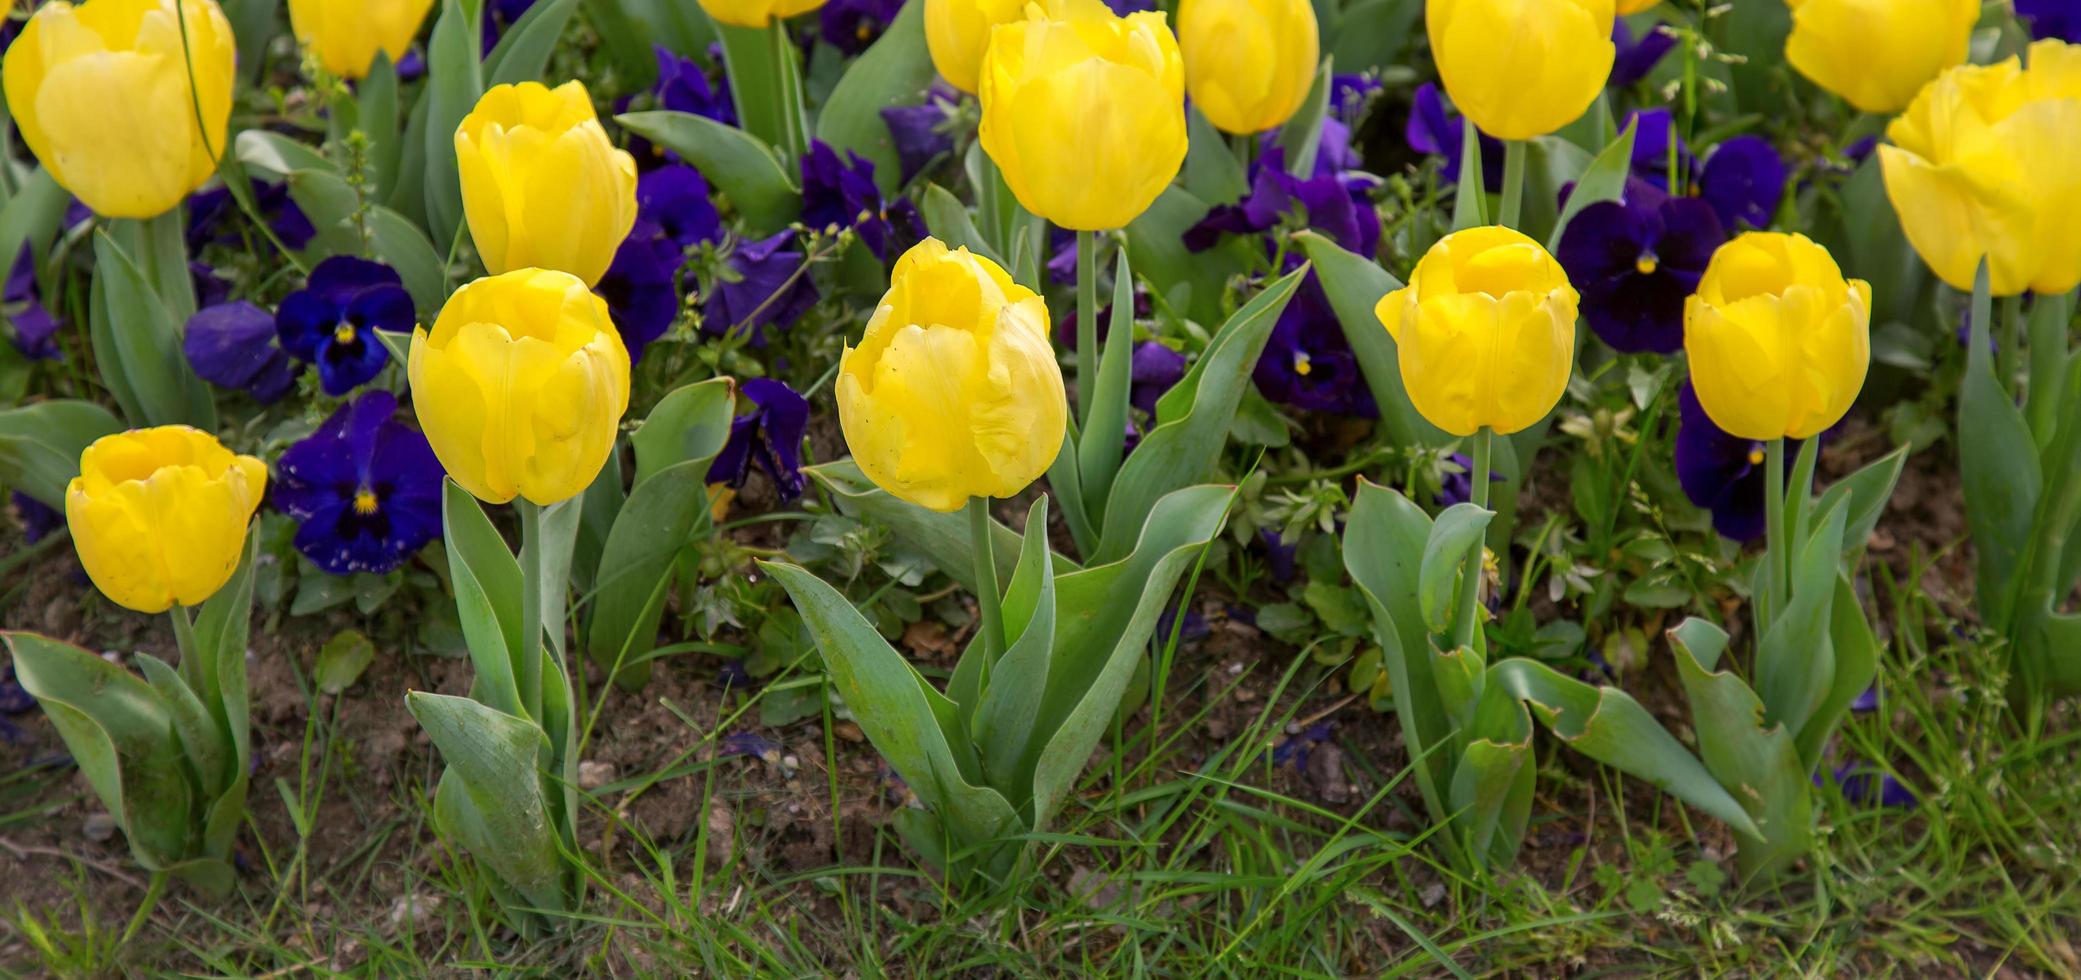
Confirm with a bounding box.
[4,547,2077,978]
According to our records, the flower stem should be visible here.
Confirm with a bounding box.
[968,497,1006,662]
[117,871,169,950]
[1452,427,1493,652]
[1076,228,1097,424]
[768,22,804,164]
[170,604,205,694]
[1499,140,1527,230]
[518,499,544,722]
[1763,437,1787,631]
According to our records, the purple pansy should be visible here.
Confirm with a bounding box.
[638,164,725,250]
[1259,529,1299,584]
[276,256,412,395]
[2018,0,2081,41]
[1610,17,1676,88]
[800,139,921,261]
[10,490,62,544]
[711,378,811,501]
[187,180,317,253]
[1271,722,1334,769]
[1329,73,1382,125]
[4,246,62,361]
[701,231,819,346]
[1435,452,1501,508]
[1131,341,1187,416]
[656,44,736,126]
[1816,763,1918,809]
[1103,0,1155,12]
[1674,382,1800,542]
[1255,269,1376,417]
[1554,184,1726,354]
[1184,146,1378,256]
[1625,108,1698,191]
[1406,83,1504,192]
[1851,684,1880,713]
[482,0,539,52]
[819,0,902,54]
[183,301,299,403]
[273,391,444,576]
[1698,135,1788,231]
[597,221,682,364]
[879,83,960,184]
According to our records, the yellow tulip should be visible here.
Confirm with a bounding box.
[65,426,265,614]
[925,0,1026,94]
[2,0,235,219]
[979,0,1187,231]
[1783,0,1976,114]
[456,81,639,288]
[837,238,1068,512]
[1615,0,1656,11]
[1878,40,2081,297]
[1177,0,1319,135]
[287,0,435,80]
[1373,226,1577,437]
[408,269,632,507]
[697,0,827,28]
[1683,232,1871,441]
[1426,0,1613,141]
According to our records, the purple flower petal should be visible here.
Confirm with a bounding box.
[712,378,811,500]
[1610,18,1676,89]
[1699,135,1788,231]
[185,301,299,403]
[275,391,445,575]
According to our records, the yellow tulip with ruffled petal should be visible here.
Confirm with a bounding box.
[1373,226,1578,437]
[1427,0,1613,141]
[1879,40,2081,297]
[697,0,826,28]
[926,0,1026,94]
[1784,0,1976,114]
[1684,232,1872,441]
[1615,0,1656,12]
[2,0,236,219]
[1177,0,1318,135]
[409,269,632,507]
[456,81,640,288]
[979,0,1187,231]
[287,0,436,80]
[838,238,1067,512]
[66,426,266,614]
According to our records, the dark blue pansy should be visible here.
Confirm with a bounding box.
[702,231,820,346]
[656,44,735,126]
[880,82,961,185]
[1329,73,1381,125]
[638,164,724,250]
[1698,135,1787,231]
[597,219,682,364]
[1270,721,1333,769]
[1554,186,1725,354]
[482,0,539,52]
[188,180,317,252]
[819,0,902,54]
[1816,762,1918,809]
[0,663,33,746]
[1851,684,1880,713]
[1610,17,1676,88]
[1104,0,1155,12]
[1184,146,1378,256]
[1624,108,1697,191]
[711,377,811,501]
[1258,529,1299,584]
[1255,268,1377,417]
[1674,381,1782,542]
[10,490,63,544]
[800,139,921,261]
[183,301,299,403]
[1047,225,1078,287]
[192,260,233,309]
[2018,0,2081,41]
[5,245,62,361]
[276,256,411,396]
[1405,83,1504,192]
[1434,452,1501,508]
[1131,340,1187,416]
[274,390,444,576]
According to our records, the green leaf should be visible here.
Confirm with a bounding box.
[135,654,228,804]
[1546,116,1637,251]
[1324,0,1421,72]
[1448,682,1533,865]
[236,129,335,176]
[1344,480,1453,831]
[1092,266,1304,562]
[1045,423,1095,557]
[1490,657,1762,838]
[716,20,808,165]
[1959,264,2042,629]
[1076,248,1138,528]
[1667,621,1812,882]
[190,536,258,778]
[1124,185,1254,327]
[485,0,578,86]
[617,110,802,235]
[1794,575,1879,770]
[423,0,486,248]
[1294,231,1444,448]
[1755,500,1848,735]
[805,460,1040,592]
[1451,117,1486,230]
[1274,58,1333,177]
[0,400,123,508]
[1180,107,1247,204]
[315,630,377,695]
[2025,292,2073,450]
[0,168,70,297]
[442,482,525,715]
[369,206,447,316]
[762,562,1025,856]
[358,55,403,202]
[89,227,215,428]
[629,377,739,486]
[919,183,1006,266]
[1811,445,1906,566]
[1418,503,1493,635]
[972,498,1058,790]
[814,0,934,196]
[408,693,569,912]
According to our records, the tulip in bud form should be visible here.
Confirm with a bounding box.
[1426,0,1614,141]
[1684,232,1872,441]
[697,0,828,28]
[287,0,436,80]
[456,81,641,288]
[925,0,1026,94]
[66,426,267,614]
[1177,0,1319,135]
[1783,0,1977,114]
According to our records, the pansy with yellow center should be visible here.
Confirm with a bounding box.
[274,391,446,575]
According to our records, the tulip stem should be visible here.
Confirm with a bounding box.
[969,497,1006,663]
[1999,295,2025,400]
[1763,438,1787,630]
[1499,141,1526,230]
[518,500,544,722]
[1452,428,1493,652]
[1076,229,1097,423]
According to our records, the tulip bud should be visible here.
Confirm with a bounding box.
[408,269,633,507]
[456,81,640,288]
[1784,0,1976,114]
[1615,0,1656,11]
[287,0,435,80]
[1177,0,1319,135]
[697,0,828,28]
[1427,0,1614,141]
[1684,232,1871,441]
[2,0,236,219]
[1879,40,2081,297]
[979,0,1187,231]
[925,0,1025,94]
[1373,226,1578,436]
[838,238,1068,512]
[66,426,266,614]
